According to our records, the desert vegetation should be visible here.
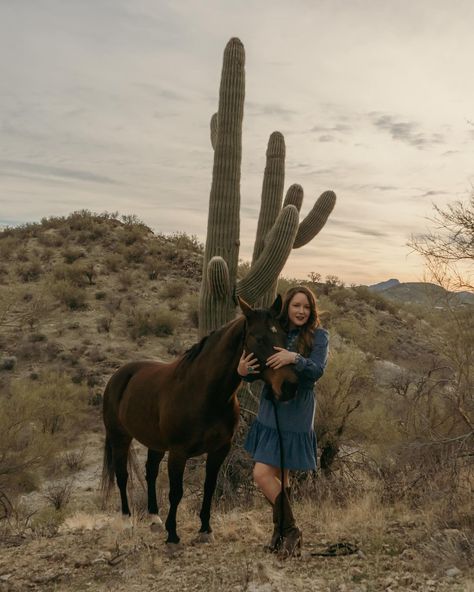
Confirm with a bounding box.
[1,210,471,590]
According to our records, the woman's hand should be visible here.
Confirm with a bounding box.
[267,347,297,370]
[238,351,260,377]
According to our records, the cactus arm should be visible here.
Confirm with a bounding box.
[251,131,286,265]
[210,113,218,150]
[207,256,230,299]
[283,183,304,213]
[237,205,299,304]
[293,190,336,249]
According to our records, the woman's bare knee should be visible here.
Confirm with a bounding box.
[253,462,276,486]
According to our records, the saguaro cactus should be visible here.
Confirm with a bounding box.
[198,38,336,337]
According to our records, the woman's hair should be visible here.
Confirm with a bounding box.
[279,285,320,356]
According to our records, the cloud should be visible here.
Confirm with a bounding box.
[0,160,119,185]
[246,101,297,118]
[318,134,335,142]
[310,123,351,134]
[370,112,445,149]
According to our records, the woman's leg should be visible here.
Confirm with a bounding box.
[253,462,289,503]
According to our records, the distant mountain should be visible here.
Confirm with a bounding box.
[369,279,400,292]
[368,280,474,306]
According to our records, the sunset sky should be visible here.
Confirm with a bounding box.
[1,1,473,285]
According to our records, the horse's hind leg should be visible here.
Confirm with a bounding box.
[198,442,231,540]
[146,448,165,529]
[112,433,133,516]
[165,451,187,544]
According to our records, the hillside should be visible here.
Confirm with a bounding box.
[0,212,472,592]
[369,279,474,306]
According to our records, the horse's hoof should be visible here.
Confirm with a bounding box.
[193,531,215,544]
[165,542,182,555]
[150,516,163,532]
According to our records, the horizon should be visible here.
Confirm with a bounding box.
[1,1,473,285]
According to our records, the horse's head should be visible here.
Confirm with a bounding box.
[239,296,298,402]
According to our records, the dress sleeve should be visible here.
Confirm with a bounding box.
[294,328,329,382]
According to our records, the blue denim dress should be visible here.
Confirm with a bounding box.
[244,327,329,470]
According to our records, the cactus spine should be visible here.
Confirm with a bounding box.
[198,38,336,337]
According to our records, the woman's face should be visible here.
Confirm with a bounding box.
[288,291,311,329]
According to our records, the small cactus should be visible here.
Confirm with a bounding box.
[198,38,336,336]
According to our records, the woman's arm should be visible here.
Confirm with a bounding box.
[294,328,329,382]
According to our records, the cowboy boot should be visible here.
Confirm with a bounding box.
[265,487,292,553]
[275,490,302,559]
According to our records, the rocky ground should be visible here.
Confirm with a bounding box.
[1,433,472,592]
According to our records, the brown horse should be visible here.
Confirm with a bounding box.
[101,296,298,544]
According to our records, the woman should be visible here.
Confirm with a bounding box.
[238,286,329,557]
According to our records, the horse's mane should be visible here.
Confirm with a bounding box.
[177,317,244,371]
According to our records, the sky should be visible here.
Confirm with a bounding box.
[1,0,473,285]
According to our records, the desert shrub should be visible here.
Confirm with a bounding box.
[17,259,42,282]
[29,332,47,343]
[104,253,123,272]
[315,342,373,474]
[16,247,29,262]
[97,316,112,333]
[144,256,169,280]
[353,286,397,314]
[127,307,176,339]
[161,279,187,300]
[62,246,85,264]
[95,290,107,300]
[118,270,134,291]
[37,232,64,248]
[184,293,199,328]
[166,231,203,254]
[43,480,73,510]
[53,262,87,287]
[51,280,87,310]
[63,449,86,472]
[0,236,21,260]
[0,356,17,371]
[0,373,88,499]
[103,296,121,314]
[124,243,146,264]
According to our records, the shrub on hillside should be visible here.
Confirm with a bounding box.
[51,280,87,310]
[0,236,21,260]
[104,253,123,273]
[161,280,187,301]
[0,373,88,498]
[62,247,85,264]
[127,307,176,340]
[17,259,42,282]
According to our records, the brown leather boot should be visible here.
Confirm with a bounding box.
[274,490,302,559]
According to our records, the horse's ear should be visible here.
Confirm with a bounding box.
[238,296,254,318]
[270,294,282,317]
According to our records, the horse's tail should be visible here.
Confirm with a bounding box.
[100,433,115,501]
[100,365,147,503]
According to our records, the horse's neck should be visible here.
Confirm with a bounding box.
[198,317,244,389]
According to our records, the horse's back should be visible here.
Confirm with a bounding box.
[103,360,166,430]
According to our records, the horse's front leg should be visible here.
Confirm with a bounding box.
[165,450,187,544]
[198,442,231,540]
